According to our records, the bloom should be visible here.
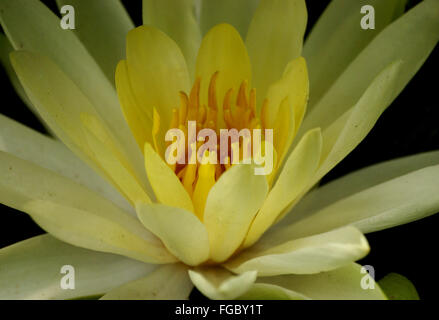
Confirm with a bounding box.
[0,0,438,300]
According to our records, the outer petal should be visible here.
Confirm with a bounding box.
[136,203,210,266]
[277,60,402,222]
[275,58,402,223]
[245,0,307,107]
[188,267,257,300]
[144,143,194,212]
[0,235,155,300]
[256,263,387,300]
[10,51,150,202]
[81,114,153,205]
[143,0,201,78]
[244,128,322,247]
[0,114,132,214]
[204,164,268,262]
[237,283,308,300]
[199,0,260,39]
[0,0,140,163]
[311,61,402,187]
[0,151,175,264]
[196,23,251,127]
[0,34,33,111]
[301,0,439,133]
[279,150,439,227]
[273,165,439,240]
[56,0,134,82]
[225,226,369,276]
[304,0,407,109]
[125,25,190,149]
[101,264,193,300]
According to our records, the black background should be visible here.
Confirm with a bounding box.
[0,0,437,300]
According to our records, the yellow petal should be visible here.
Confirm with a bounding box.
[125,25,190,148]
[101,264,192,300]
[246,0,307,107]
[136,203,210,266]
[193,158,216,219]
[265,57,309,161]
[144,143,194,212]
[81,113,153,205]
[143,0,201,79]
[188,267,257,300]
[196,23,251,127]
[0,151,175,264]
[204,164,268,262]
[225,226,369,276]
[115,60,154,151]
[244,128,322,247]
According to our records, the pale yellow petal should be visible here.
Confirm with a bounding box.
[101,264,192,300]
[274,165,439,240]
[144,143,194,212]
[188,267,257,300]
[204,164,268,262]
[301,0,439,134]
[0,0,141,165]
[244,128,322,247]
[246,0,307,107]
[275,61,403,224]
[225,226,369,276]
[10,51,150,202]
[143,0,201,79]
[257,263,387,300]
[200,0,259,38]
[0,114,132,214]
[136,203,209,266]
[278,150,439,228]
[56,0,134,82]
[0,151,175,264]
[304,0,407,109]
[81,113,153,205]
[314,61,403,185]
[237,283,309,300]
[0,235,156,300]
[0,34,33,111]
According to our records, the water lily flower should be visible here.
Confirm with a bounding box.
[0,0,438,300]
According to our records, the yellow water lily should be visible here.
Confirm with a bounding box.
[0,0,438,300]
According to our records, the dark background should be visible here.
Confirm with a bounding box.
[0,0,437,299]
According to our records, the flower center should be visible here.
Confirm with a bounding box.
[156,72,272,218]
